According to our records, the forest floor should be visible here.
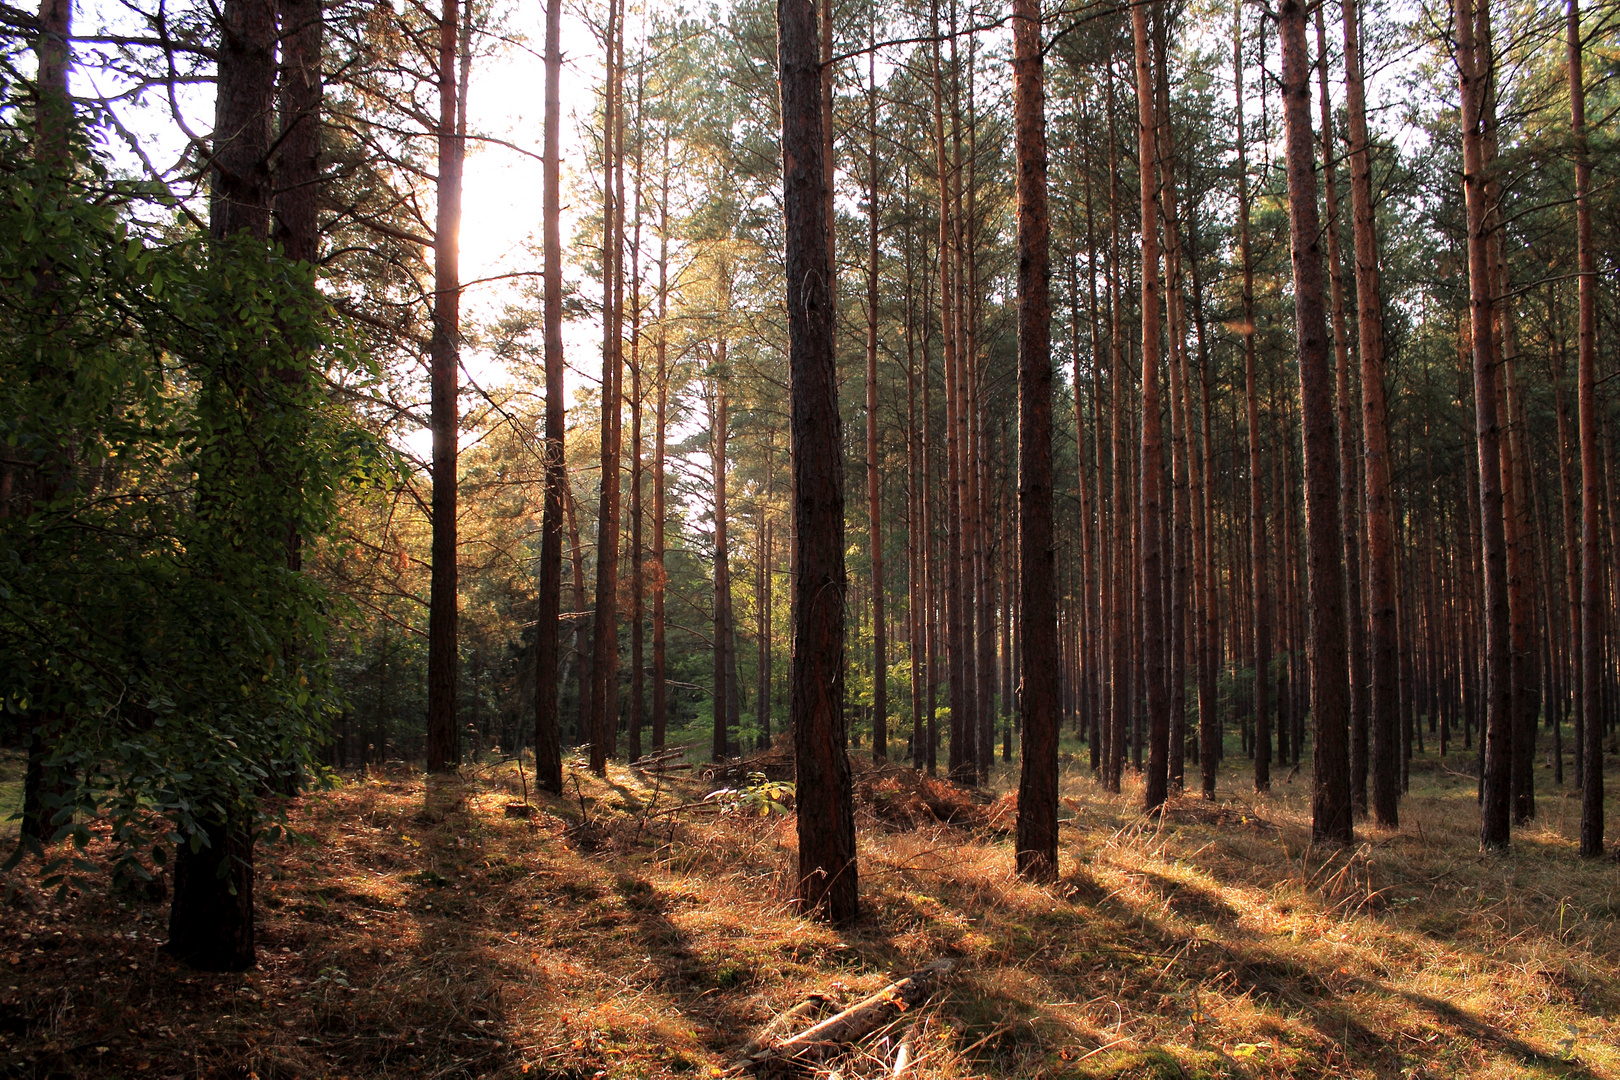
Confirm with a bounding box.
[3,743,1620,1080]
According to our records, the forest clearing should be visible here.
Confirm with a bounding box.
[5,745,1620,1079]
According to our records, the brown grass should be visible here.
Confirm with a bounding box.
[3,749,1619,1079]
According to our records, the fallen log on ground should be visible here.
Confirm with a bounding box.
[738,960,952,1070]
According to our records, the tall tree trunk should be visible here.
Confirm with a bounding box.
[865,36,887,763]
[1235,0,1270,795]
[1316,0,1365,819]
[1013,0,1058,881]
[532,0,566,793]
[923,275,939,776]
[1342,0,1397,828]
[758,511,774,748]
[1456,0,1511,848]
[780,0,856,922]
[17,0,75,847]
[711,370,731,762]
[652,131,670,750]
[1154,19,1191,793]
[425,0,464,774]
[929,10,969,784]
[1279,0,1351,843]
[272,0,321,264]
[906,209,926,768]
[589,1,624,776]
[33,0,70,161]
[1107,62,1129,794]
[1186,211,1220,799]
[1570,0,1604,857]
[627,77,645,767]
[1133,0,1169,813]
[168,0,276,972]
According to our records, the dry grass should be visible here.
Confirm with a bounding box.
[3,748,1619,1079]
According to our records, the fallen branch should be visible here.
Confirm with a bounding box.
[745,960,953,1068]
[736,994,837,1058]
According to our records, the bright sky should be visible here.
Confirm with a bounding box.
[71,0,611,381]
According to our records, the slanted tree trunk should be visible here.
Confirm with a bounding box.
[1235,0,1270,795]
[1456,0,1512,849]
[1013,0,1058,881]
[1279,0,1351,843]
[780,0,856,921]
[425,0,464,774]
[532,0,566,793]
[1570,0,1603,857]
[1133,0,1168,813]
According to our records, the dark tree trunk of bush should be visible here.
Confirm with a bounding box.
[167,819,254,972]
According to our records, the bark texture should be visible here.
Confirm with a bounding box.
[780,0,856,922]
[1013,0,1059,881]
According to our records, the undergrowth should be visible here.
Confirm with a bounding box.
[2,747,1618,1079]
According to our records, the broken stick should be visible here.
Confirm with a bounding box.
[752,960,952,1066]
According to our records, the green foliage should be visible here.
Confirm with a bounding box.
[702,771,792,816]
[0,129,386,887]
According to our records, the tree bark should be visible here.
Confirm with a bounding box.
[627,78,646,767]
[865,35,887,763]
[1341,0,1397,828]
[166,819,255,972]
[589,0,624,775]
[1013,0,1058,881]
[532,0,566,793]
[1153,17,1189,793]
[780,0,856,922]
[1235,0,1270,795]
[1456,0,1511,848]
[167,0,276,971]
[425,0,463,774]
[1570,0,1603,857]
[1280,0,1351,843]
[652,131,670,750]
[272,0,321,264]
[711,372,731,762]
[1133,0,1168,813]
[1107,62,1129,794]
[1316,0,1365,819]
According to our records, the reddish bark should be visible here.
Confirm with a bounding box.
[780,0,856,922]
[1013,0,1059,881]
[1280,0,1352,843]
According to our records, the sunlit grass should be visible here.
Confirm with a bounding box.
[3,739,1618,1078]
